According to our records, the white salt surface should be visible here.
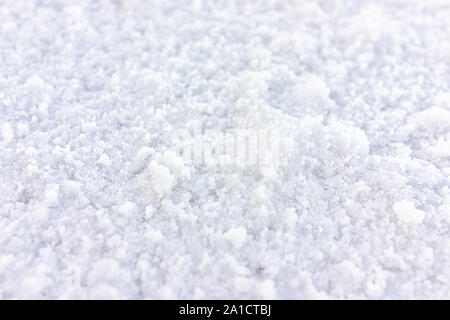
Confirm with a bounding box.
[0,0,449,299]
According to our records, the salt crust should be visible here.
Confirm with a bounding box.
[0,0,449,299]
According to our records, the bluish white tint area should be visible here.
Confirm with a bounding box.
[0,0,449,299]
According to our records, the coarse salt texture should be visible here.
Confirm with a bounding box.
[0,0,449,299]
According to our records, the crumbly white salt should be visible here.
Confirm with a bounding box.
[1,123,14,144]
[393,200,425,224]
[44,184,60,208]
[335,261,365,291]
[118,201,137,217]
[222,227,247,249]
[97,154,112,167]
[144,230,163,243]
[0,0,449,300]
[146,160,176,198]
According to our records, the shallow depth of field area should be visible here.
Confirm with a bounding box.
[0,0,449,299]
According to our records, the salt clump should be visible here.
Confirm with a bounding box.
[393,200,425,224]
[0,0,448,300]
